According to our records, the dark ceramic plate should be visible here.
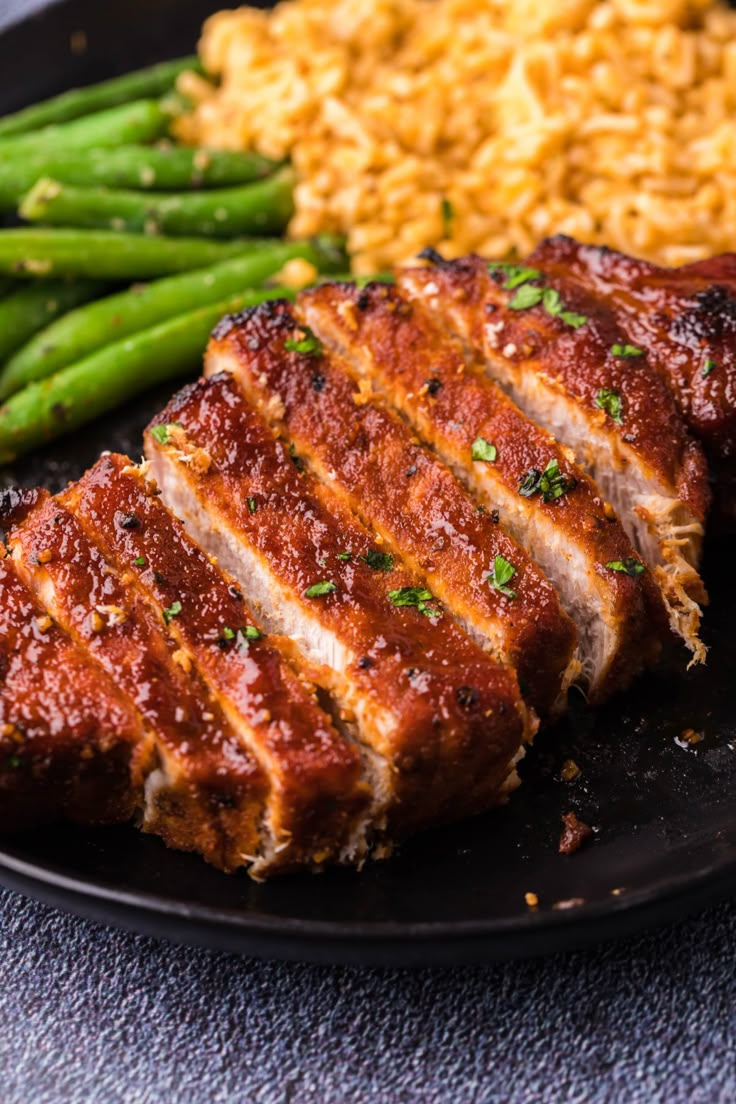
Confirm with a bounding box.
[1,0,735,966]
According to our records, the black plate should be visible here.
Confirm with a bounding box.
[1,0,735,966]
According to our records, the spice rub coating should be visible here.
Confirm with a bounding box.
[145,373,531,836]
[6,489,269,872]
[65,453,372,872]
[205,298,577,716]
[0,553,145,831]
[300,280,668,701]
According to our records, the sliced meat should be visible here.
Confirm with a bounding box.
[0,552,147,832]
[204,299,578,716]
[63,453,373,871]
[2,487,270,874]
[144,374,531,837]
[528,235,736,462]
[300,280,668,703]
[400,253,708,663]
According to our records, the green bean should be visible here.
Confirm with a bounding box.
[20,167,296,238]
[0,280,107,364]
[0,99,169,155]
[0,287,294,463]
[0,57,201,140]
[0,146,280,209]
[0,237,344,399]
[0,229,282,279]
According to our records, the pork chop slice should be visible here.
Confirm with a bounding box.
[145,374,532,838]
[63,453,373,872]
[204,298,578,716]
[0,552,149,832]
[399,252,709,663]
[3,488,270,874]
[300,280,668,703]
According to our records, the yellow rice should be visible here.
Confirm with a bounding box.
[176,0,736,273]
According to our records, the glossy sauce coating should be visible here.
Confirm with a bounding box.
[400,254,710,522]
[529,235,736,461]
[67,453,371,869]
[206,299,576,716]
[7,491,268,871]
[300,281,667,699]
[146,373,529,831]
[0,555,143,831]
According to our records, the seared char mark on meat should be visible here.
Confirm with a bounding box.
[400,254,708,663]
[6,491,269,873]
[0,555,146,832]
[204,297,577,716]
[528,235,736,462]
[64,453,373,873]
[300,280,668,702]
[145,374,531,836]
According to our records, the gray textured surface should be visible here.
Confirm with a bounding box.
[1,887,735,1103]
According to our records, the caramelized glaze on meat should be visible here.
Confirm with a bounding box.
[145,373,531,836]
[205,298,577,715]
[301,280,668,701]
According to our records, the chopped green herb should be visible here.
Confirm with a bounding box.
[221,626,235,640]
[304,580,337,598]
[595,388,623,424]
[388,586,440,617]
[519,459,574,503]
[247,496,257,514]
[542,287,564,315]
[559,310,588,328]
[163,600,182,625]
[132,556,146,567]
[149,422,182,445]
[361,549,394,572]
[487,554,517,599]
[471,436,497,462]
[237,625,263,644]
[702,358,717,378]
[285,326,322,357]
[337,551,352,562]
[508,284,545,310]
[611,343,644,358]
[488,262,542,290]
[440,197,454,237]
[605,558,646,577]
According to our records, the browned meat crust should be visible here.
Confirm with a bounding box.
[204,298,577,716]
[528,235,736,462]
[64,453,373,873]
[399,253,709,661]
[300,280,668,702]
[0,554,145,832]
[145,373,531,836]
[4,489,270,872]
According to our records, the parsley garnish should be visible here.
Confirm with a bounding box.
[605,558,646,577]
[595,388,623,424]
[247,496,257,514]
[150,422,183,445]
[337,551,352,562]
[488,262,542,290]
[304,580,337,598]
[487,554,517,599]
[237,625,263,644]
[221,626,235,640]
[507,282,587,327]
[388,586,440,617]
[285,327,322,357]
[519,459,574,503]
[702,358,717,378]
[163,600,182,625]
[508,284,544,311]
[611,343,644,358]
[471,436,497,462]
[361,549,394,572]
[132,556,146,567]
[440,197,454,238]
